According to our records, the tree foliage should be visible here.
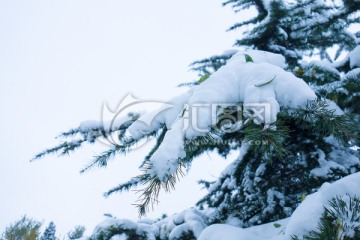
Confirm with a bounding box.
[1,216,42,240]
[33,0,360,238]
[292,194,360,240]
[67,225,86,240]
[40,222,56,240]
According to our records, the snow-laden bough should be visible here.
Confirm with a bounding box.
[127,50,317,181]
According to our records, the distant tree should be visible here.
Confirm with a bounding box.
[67,226,85,240]
[1,216,42,240]
[40,222,56,240]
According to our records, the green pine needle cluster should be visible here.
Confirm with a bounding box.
[244,121,290,160]
[135,161,186,217]
[292,194,360,240]
[290,100,359,146]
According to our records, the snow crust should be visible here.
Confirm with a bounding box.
[92,218,158,240]
[109,234,127,240]
[310,149,346,178]
[309,60,341,76]
[92,208,207,240]
[345,68,360,79]
[222,49,239,57]
[198,224,258,240]
[349,46,360,69]
[198,218,289,240]
[127,92,192,140]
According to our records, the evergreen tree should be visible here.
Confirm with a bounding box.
[40,222,56,240]
[191,0,360,227]
[67,225,85,240]
[193,0,359,71]
[33,0,360,238]
[1,216,42,240]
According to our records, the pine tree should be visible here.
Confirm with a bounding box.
[40,222,56,240]
[67,225,85,240]
[192,0,360,227]
[1,216,42,240]
[33,0,360,238]
[193,0,359,70]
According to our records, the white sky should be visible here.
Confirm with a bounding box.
[0,0,246,237]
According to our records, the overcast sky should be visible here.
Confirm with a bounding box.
[0,0,250,237]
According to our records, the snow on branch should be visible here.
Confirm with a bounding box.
[34,50,358,216]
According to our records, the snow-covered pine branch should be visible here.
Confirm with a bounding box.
[33,1,359,238]
[34,49,358,218]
